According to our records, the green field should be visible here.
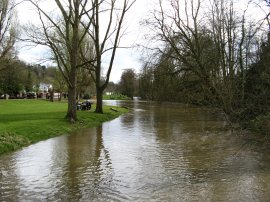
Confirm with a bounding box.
[0,99,128,154]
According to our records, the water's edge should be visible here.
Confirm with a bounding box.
[1,100,270,201]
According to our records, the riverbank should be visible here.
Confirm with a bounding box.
[248,113,270,136]
[0,99,128,155]
[103,93,131,100]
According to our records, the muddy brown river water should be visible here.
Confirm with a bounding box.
[1,100,270,201]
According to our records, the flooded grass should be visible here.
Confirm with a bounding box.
[0,132,30,154]
[0,99,128,154]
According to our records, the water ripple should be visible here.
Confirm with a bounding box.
[1,101,270,201]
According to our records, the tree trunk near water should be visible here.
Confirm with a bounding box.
[27,0,89,124]
[81,0,136,114]
[66,86,77,123]
[95,87,103,114]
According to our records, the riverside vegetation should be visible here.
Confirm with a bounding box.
[0,100,128,154]
[103,94,131,100]
[137,1,270,136]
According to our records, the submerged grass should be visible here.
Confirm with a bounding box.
[0,99,128,155]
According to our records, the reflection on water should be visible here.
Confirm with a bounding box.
[1,101,270,201]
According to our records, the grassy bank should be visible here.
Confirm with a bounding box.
[0,99,128,155]
[103,93,131,100]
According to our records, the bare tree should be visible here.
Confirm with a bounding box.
[25,0,92,122]
[209,0,264,114]
[143,0,263,115]
[24,0,136,118]
[146,0,219,101]
[262,0,270,27]
[0,0,18,67]
[81,0,136,113]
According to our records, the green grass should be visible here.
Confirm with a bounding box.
[103,93,131,100]
[0,99,128,154]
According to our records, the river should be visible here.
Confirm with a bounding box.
[1,100,270,201]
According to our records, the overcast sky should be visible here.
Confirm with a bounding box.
[16,0,157,83]
[16,0,267,83]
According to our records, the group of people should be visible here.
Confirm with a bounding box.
[76,100,92,110]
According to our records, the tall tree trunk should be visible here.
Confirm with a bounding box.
[49,88,54,102]
[95,86,103,113]
[66,86,77,123]
[66,0,79,122]
[66,68,78,123]
[58,91,62,101]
